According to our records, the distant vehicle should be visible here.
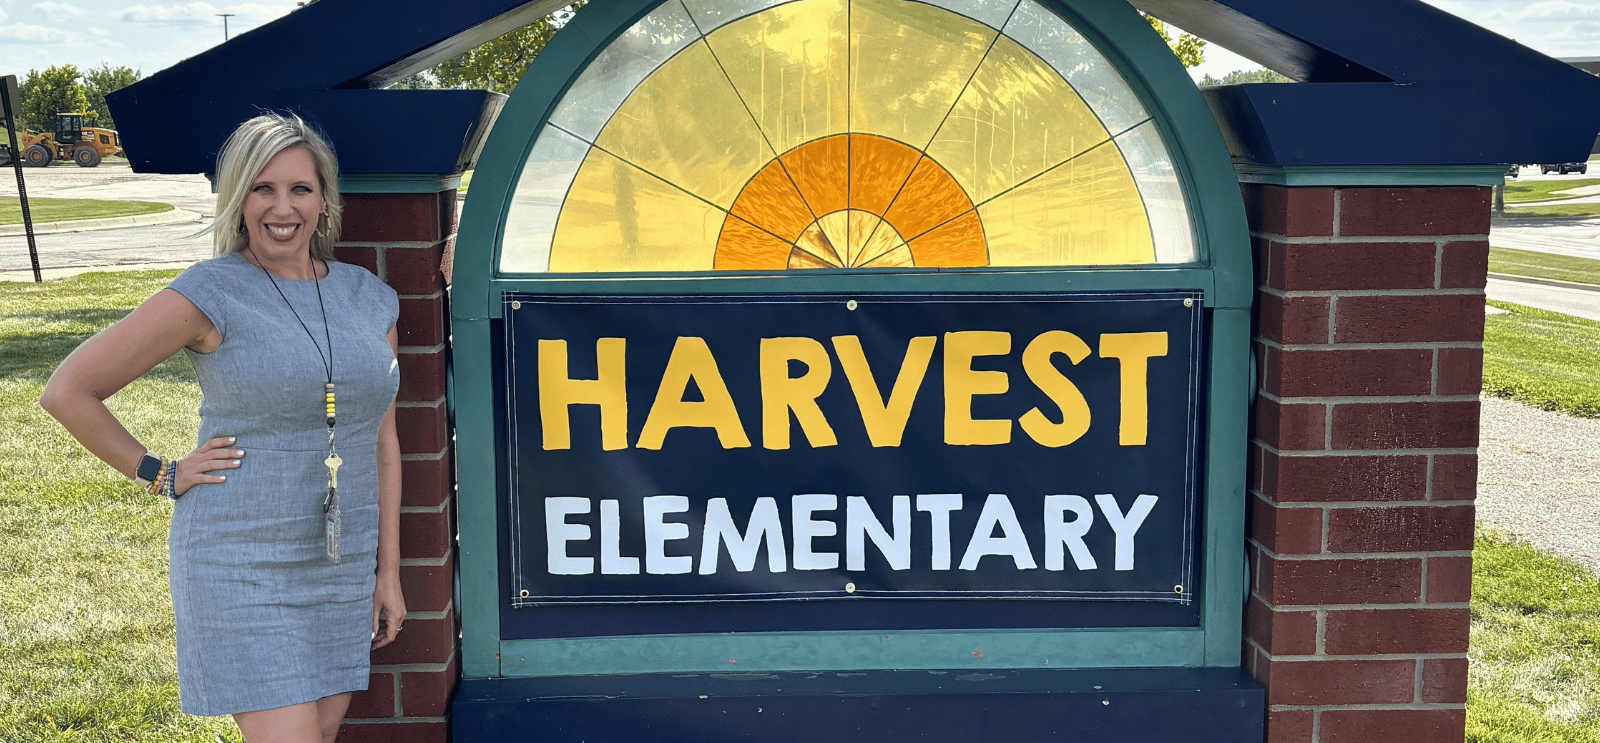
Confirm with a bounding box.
[0,112,120,168]
[1507,165,1519,178]
[1541,162,1589,175]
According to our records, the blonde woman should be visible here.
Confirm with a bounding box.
[40,112,405,743]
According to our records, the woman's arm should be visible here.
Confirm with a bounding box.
[372,326,407,648]
[39,288,233,492]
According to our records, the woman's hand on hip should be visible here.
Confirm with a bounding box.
[175,435,244,496]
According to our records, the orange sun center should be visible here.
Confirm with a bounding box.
[713,133,989,270]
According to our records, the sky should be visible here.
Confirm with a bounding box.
[0,0,1598,82]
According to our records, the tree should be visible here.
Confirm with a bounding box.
[1197,69,1294,87]
[17,65,89,132]
[426,2,583,93]
[1143,14,1206,69]
[82,64,143,130]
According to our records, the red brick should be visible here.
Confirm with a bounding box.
[371,608,456,666]
[1250,496,1323,555]
[1256,292,1330,345]
[438,191,460,239]
[1320,709,1466,743]
[1440,240,1490,289]
[1270,241,1438,292]
[387,243,447,295]
[1245,184,1337,237]
[1331,401,1480,450]
[398,295,446,347]
[397,403,448,455]
[1326,505,1475,553]
[1264,556,1421,606]
[401,655,459,716]
[1246,596,1317,655]
[1254,398,1327,451]
[335,246,379,276]
[402,455,452,509]
[1431,454,1477,501]
[1266,708,1315,743]
[1252,236,1272,288]
[1270,347,1432,397]
[1324,607,1470,654]
[399,350,447,403]
[401,554,456,613]
[1333,294,1486,344]
[342,193,444,243]
[345,672,396,718]
[1265,453,1427,502]
[1426,555,1473,603]
[1338,186,1491,237]
[337,721,447,743]
[400,508,453,560]
[1260,656,1416,705]
[1422,657,1469,704]
[1436,347,1483,396]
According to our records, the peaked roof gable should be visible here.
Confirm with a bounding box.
[109,0,1600,174]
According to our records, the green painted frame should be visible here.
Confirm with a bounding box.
[452,0,1252,680]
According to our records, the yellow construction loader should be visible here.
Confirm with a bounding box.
[0,113,121,167]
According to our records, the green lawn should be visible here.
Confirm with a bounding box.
[1490,247,1600,286]
[1503,177,1600,204]
[1483,301,1600,417]
[0,271,240,741]
[1495,202,1600,220]
[1470,529,1600,742]
[0,198,171,226]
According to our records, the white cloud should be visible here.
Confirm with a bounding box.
[120,2,218,24]
[0,21,71,42]
[32,1,84,23]
[0,9,8,23]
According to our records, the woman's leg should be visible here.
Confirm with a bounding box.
[315,693,354,743]
[234,702,321,743]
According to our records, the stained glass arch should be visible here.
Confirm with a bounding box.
[495,0,1202,274]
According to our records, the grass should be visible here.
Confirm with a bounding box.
[1489,247,1600,286]
[0,270,241,742]
[1,198,171,226]
[1483,301,1600,417]
[1469,529,1600,742]
[1503,177,1600,204]
[1495,203,1600,220]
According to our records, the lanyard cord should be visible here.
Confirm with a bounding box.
[252,253,337,433]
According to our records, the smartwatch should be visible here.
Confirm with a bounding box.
[133,451,163,487]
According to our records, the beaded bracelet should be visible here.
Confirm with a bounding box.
[162,460,178,500]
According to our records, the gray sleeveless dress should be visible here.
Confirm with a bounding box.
[165,253,399,716]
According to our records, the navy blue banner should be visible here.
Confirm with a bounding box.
[503,292,1204,607]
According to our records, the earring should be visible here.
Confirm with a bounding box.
[316,210,331,239]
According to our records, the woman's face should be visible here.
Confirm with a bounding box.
[242,145,323,261]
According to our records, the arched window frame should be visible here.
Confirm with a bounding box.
[452,0,1252,681]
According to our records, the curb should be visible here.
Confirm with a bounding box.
[0,260,199,283]
[0,207,204,237]
[1488,272,1600,293]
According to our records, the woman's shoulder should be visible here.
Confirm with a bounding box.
[169,253,252,291]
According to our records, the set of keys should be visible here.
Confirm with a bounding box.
[324,446,343,563]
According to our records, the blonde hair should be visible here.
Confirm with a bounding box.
[210,112,342,260]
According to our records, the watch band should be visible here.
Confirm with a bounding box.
[133,451,162,487]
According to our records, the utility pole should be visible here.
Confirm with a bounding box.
[217,13,235,41]
[1,75,42,283]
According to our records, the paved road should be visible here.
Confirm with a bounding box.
[1487,275,1600,322]
[1,161,214,273]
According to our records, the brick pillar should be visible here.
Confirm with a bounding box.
[334,189,459,743]
[1244,185,1486,743]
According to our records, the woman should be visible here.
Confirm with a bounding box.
[40,112,405,743]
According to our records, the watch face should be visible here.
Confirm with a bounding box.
[136,454,162,483]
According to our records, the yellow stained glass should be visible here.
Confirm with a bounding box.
[550,148,726,272]
[513,0,1190,275]
[595,40,778,210]
[978,141,1154,266]
[850,0,997,148]
[706,0,849,156]
[926,34,1112,204]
